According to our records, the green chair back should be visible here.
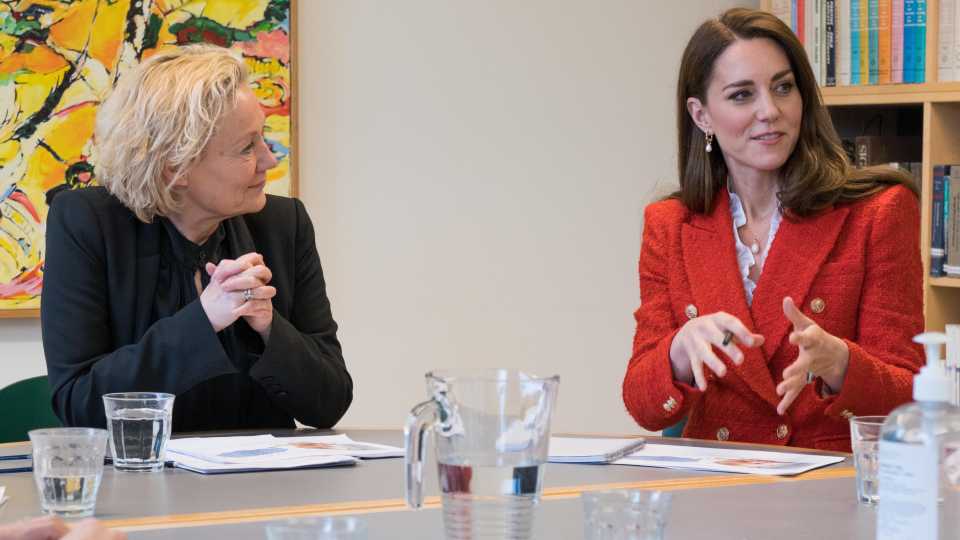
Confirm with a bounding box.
[661,417,687,438]
[0,376,61,443]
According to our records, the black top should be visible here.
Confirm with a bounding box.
[41,187,353,432]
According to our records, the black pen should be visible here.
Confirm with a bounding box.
[0,454,30,461]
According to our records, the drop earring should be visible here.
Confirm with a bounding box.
[705,132,714,153]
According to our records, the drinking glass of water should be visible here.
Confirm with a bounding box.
[29,427,109,518]
[404,369,560,540]
[103,392,174,472]
[849,415,885,505]
[265,517,367,539]
[583,489,672,540]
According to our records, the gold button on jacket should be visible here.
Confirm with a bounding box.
[810,297,826,314]
[776,424,789,439]
[662,396,678,412]
[684,304,698,319]
[716,427,730,441]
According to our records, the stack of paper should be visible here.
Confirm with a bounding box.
[166,434,403,474]
[548,437,646,463]
[0,486,6,508]
[615,442,844,476]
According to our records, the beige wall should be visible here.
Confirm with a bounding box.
[1,0,757,434]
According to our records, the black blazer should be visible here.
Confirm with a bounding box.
[41,187,353,431]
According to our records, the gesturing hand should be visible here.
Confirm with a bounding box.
[669,311,765,391]
[775,296,850,415]
[204,252,276,342]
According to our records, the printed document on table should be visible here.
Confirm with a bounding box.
[167,434,402,465]
[615,442,844,476]
[170,453,356,474]
[548,437,646,463]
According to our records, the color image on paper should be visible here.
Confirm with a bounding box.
[0,0,293,312]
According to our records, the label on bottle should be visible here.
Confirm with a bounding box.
[876,440,939,540]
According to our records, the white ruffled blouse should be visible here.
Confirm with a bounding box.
[728,187,782,306]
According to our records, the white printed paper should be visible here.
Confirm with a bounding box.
[170,453,356,474]
[165,434,402,473]
[615,442,844,476]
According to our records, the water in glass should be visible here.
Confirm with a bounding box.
[108,407,170,471]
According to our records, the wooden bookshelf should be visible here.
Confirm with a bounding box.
[759,1,960,331]
[821,83,960,105]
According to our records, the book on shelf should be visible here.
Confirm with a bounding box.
[892,0,905,82]
[904,0,917,82]
[838,0,852,85]
[868,0,880,84]
[932,165,949,277]
[861,0,871,83]
[852,0,864,84]
[916,0,927,83]
[808,0,825,85]
[947,175,960,277]
[773,0,792,28]
[939,0,955,82]
[853,135,922,168]
[823,0,837,86]
[878,0,892,83]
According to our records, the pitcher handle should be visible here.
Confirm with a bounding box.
[404,399,438,509]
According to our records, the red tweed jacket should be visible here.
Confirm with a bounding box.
[622,185,924,451]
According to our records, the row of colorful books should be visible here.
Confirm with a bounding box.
[932,165,960,277]
[770,0,930,86]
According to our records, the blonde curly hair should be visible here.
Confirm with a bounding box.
[94,44,249,222]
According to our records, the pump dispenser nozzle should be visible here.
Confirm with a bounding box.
[912,332,951,402]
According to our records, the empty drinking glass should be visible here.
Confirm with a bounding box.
[850,415,885,505]
[404,369,560,540]
[103,392,174,472]
[583,490,672,540]
[265,517,367,539]
[29,428,109,518]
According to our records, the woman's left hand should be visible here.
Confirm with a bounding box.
[775,296,850,415]
[206,254,276,343]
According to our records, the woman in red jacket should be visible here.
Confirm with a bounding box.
[622,8,923,451]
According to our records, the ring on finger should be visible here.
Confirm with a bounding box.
[721,330,734,346]
[805,371,815,384]
[242,289,254,303]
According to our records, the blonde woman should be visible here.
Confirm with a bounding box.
[41,45,352,431]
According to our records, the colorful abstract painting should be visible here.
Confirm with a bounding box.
[0,0,294,315]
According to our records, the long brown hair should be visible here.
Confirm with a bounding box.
[676,8,916,217]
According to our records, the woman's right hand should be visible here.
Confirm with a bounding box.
[669,312,765,391]
[200,252,273,332]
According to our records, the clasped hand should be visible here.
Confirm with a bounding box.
[669,296,849,415]
[199,252,277,341]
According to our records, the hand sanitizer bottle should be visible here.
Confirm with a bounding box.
[876,332,960,540]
